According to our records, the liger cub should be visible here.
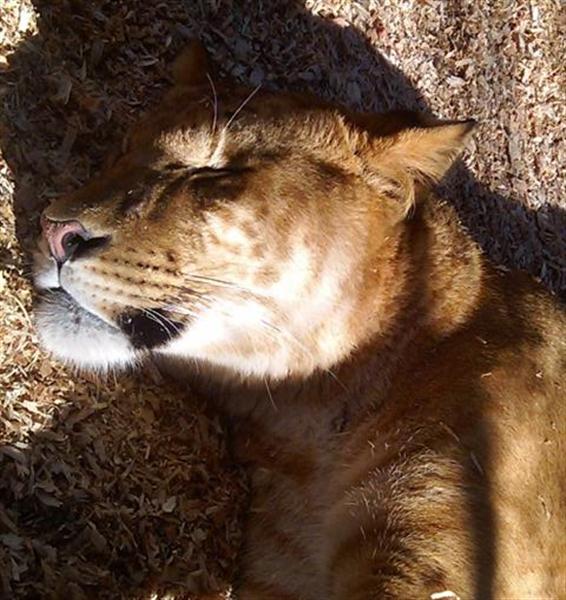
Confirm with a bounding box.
[33,42,565,599]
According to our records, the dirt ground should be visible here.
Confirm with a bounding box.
[0,1,564,598]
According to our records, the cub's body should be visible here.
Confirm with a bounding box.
[192,205,564,599]
[33,43,565,598]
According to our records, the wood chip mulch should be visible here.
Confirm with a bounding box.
[0,1,564,598]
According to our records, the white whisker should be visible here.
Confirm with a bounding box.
[141,307,182,337]
[224,84,262,132]
[206,72,218,136]
[264,377,278,411]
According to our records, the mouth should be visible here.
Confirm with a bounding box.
[116,308,187,350]
[34,286,189,371]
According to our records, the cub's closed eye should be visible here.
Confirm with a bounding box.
[162,164,249,180]
[163,162,188,172]
[190,167,248,180]
[188,166,251,203]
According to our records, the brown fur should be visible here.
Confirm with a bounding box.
[34,43,565,599]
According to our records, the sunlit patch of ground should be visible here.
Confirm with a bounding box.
[0,0,563,597]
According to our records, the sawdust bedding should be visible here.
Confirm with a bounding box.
[0,1,563,598]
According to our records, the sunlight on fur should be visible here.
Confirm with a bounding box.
[33,41,565,599]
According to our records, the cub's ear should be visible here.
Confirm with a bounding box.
[376,118,476,184]
[351,115,476,218]
[172,40,212,87]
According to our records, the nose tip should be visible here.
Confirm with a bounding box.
[41,215,90,263]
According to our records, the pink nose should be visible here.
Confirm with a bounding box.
[41,215,89,263]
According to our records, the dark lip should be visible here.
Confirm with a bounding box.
[117,308,187,350]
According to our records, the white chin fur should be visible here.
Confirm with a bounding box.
[35,290,137,372]
[33,251,60,290]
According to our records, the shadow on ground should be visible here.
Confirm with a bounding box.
[0,1,564,598]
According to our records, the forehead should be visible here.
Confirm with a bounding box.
[130,85,343,167]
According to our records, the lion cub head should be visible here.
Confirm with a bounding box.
[33,42,474,379]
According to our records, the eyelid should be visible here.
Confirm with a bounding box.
[190,167,244,179]
[162,163,251,178]
[163,162,188,172]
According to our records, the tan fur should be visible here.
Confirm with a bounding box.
[34,44,565,599]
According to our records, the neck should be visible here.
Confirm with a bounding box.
[161,197,485,428]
